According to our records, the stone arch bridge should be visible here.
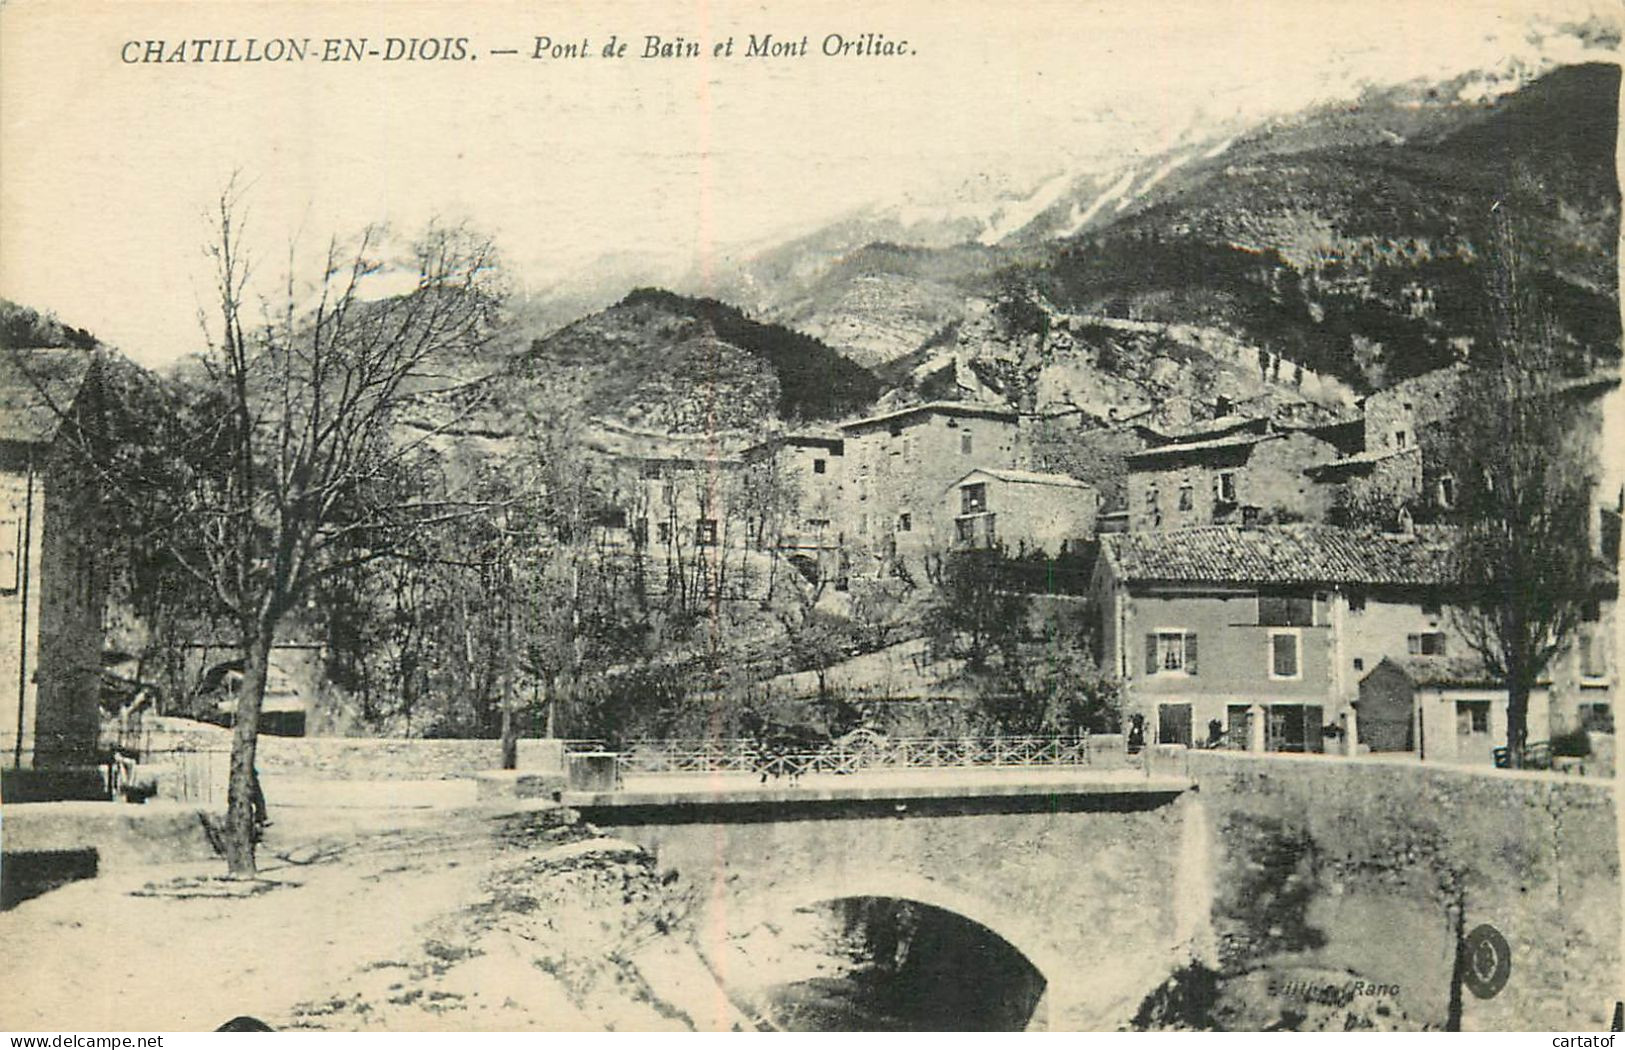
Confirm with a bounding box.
[566,773,1206,1030]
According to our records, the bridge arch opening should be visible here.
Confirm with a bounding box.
[733,895,1048,1031]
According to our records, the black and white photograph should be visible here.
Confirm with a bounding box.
[0,0,1621,1034]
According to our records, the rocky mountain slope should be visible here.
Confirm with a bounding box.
[689,62,1620,399]
[1007,62,1621,390]
[502,288,879,434]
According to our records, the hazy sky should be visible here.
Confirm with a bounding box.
[1,0,1618,365]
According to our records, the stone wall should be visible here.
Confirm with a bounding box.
[140,721,566,781]
[1181,750,1620,1031]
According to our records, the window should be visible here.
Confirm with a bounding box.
[1394,429,1409,449]
[1352,657,1364,672]
[1145,487,1162,528]
[696,519,718,546]
[1178,485,1194,512]
[1144,631,1197,676]
[1580,703,1614,733]
[631,518,649,544]
[898,513,912,533]
[1407,632,1448,656]
[1241,505,1260,526]
[956,518,975,543]
[1269,631,1301,679]
[1581,600,1600,622]
[1579,633,1608,679]
[1347,591,1367,613]
[889,421,904,438]
[1437,475,1456,509]
[1258,594,1314,626]
[961,483,987,515]
[961,433,974,455]
[1216,472,1237,503]
[813,458,827,475]
[0,518,17,594]
[1457,701,1490,735]
[656,521,672,545]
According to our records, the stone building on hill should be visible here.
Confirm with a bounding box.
[0,348,108,795]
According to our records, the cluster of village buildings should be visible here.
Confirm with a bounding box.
[1,345,1619,789]
[600,362,1620,766]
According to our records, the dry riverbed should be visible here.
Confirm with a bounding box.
[0,804,748,1032]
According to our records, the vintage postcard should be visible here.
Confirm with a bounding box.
[1,0,1621,1034]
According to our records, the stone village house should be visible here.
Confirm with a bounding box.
[0,348,108,794]
[944,467,1098,555]
[837,402,1021,571]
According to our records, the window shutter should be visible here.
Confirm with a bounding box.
[0,518,17,592]
[1145,634,1157,675]
[1407,634,1421,655]
[1185,633,1198,675]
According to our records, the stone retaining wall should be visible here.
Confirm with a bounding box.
[1181,750,1620,1031]
[139,722,567,781]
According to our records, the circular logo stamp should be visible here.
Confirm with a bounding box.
[1462,923,1512,1000]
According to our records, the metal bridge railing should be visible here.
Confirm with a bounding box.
[614,733,1113,776]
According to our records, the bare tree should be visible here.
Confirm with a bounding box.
[81,185,504,873]
[1447,207,1603,767]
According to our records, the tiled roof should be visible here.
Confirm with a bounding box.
[1362,655,1550,689]
[1378,655,1503,688]
[1126,432,1279,463]
[1102,524,1460,587]
[1303,445,1420,475]
[0,347,93,445]
[1135,414,1265,444]
[957,468,1092,489]
[841,400,1017,432]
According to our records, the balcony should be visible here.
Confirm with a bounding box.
[954,511,997,548]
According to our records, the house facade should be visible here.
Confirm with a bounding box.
[739,432,849,581]
[1356,656,1552,765]
[1095,522,1612,762]
[1124,425,1342,532]
[1095,523,1457,753]
[943,468,1097,556]
[838,402,1020,569]
[0,348,107,774]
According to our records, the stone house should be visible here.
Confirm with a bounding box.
[1304,445,1424,523]
[838,402,1020,569]
[0,348,107,783]
[738,432,849,581]
[943,468,1097,556]
[1094,522,1613,760]
[1095,523,1467,752]
[1123,418,1342,532]
[1342,366,1619,524]
[1356,656,1551,765]
[580,444,756,602]
[1358,364,1463,514]
[1548,594,1617,736]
